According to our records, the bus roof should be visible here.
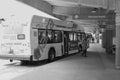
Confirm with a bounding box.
[31,15,75,31]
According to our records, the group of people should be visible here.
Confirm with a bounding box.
[80,32,102,57]
[89,33,101,43]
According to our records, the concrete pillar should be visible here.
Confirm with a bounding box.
[114,0,120,69]
[102,29,106,48]
[115,13,120,69]
[115,24,120,69]
[102,28,113,53]
[104,10,115,53]
[105,28,113,53]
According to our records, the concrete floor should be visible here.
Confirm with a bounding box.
[13,43,120,80]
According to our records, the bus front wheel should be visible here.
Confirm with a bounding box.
[48,49,55,62]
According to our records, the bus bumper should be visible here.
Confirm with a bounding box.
[0,55,32,61]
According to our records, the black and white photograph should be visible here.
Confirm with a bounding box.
[0,0,120,80]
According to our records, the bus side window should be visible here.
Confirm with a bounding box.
[73,33,77,41]
[47,30,57,43]
[54,31,62,43]
[38,30,46,44]
[47,30,53,43]
[77,33,82,41]
[69,33,74,41]
[82,33,85,41]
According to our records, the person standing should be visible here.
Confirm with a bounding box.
[81,49,87,57]
[81,36,88,57]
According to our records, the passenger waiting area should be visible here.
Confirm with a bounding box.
[13,43,120,80]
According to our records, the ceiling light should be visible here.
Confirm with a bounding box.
[74,15,79,19]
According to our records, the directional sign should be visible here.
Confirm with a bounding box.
[73,7,107,20]
[73,14,106,20]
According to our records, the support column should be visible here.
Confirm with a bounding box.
[104,10,115,54]
[102,28,113,53]
[105,28,113,53]
[115,13,120,69]
[114,0,120,69]
[102,29,106,48]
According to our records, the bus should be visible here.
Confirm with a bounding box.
[0,15,89,63]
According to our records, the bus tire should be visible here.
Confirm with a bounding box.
[78,45,82,53]
[48,48,55,62]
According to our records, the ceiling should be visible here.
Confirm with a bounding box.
[43,0,116,32]
[43,0,106,32]
[17,0,116,32]
[44,0,79,7]
[44,0,109,8]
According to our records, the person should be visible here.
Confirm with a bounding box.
[81,49,87,57]
[92,37,94,43]
[81,36,88,57]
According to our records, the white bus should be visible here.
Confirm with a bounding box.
[0,15,88,63]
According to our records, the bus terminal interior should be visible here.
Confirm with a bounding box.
[0,0,120,80]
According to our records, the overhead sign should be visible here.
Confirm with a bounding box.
[73,7,107,20]
[73,11,115,26]
[88,15,106,19]
[73,13,106,20]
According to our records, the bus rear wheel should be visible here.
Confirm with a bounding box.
[48,49,55,62]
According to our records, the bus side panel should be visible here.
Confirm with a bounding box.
[68,41,79,54]
[30,28,63,61]
[37,43,62,61]
[52,43,63,57]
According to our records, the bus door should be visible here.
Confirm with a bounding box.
[64,32,69,55]
[68,32,78,51]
